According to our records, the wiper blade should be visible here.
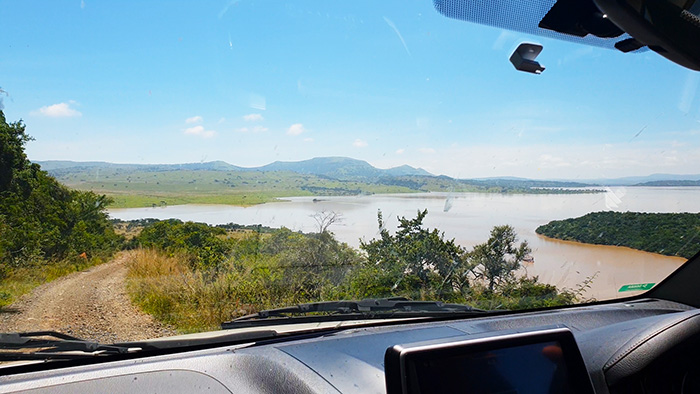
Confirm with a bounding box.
[222,297,489,329]
[0,331,133,362]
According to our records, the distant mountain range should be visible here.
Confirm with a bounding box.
[634,180,700,187]
[35,157,700,187]
[568,174,700,186]
[256,157,433,179]
[37,157,432,181]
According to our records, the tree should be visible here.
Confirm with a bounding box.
[470,225,531,292]
[358,209,470,299]
[259,227,361,297]
[0,110,121,266]
[136,220,231,269]
[0,111,32,192]
[310,210,342,234]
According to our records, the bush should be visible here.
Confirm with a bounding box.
[126,212,589,333]
[0,111,122,267]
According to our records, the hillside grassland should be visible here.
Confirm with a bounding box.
[55,169,417,208]
[51,167,602,208]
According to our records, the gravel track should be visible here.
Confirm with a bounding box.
[0,252,174,343]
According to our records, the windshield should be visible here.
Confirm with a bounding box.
[1,0,699,340]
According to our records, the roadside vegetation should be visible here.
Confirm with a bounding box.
[125,212,587,332]
[0,111,122,307]
[536,211,700,259]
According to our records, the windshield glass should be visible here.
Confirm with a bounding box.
[1,0,699,340]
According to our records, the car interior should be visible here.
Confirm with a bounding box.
[2,0,700,393]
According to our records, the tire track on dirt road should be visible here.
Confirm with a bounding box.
[0,252,174,343]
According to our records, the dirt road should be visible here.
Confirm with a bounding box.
[0,252,174,343]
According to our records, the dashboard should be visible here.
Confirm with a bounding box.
[2,297,700,393]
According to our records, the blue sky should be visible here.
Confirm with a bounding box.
[1,0,699,180]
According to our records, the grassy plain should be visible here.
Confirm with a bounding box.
[50,166,601,209]
[53,169,417,208]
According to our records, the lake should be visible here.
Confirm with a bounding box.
[109,187,700,301]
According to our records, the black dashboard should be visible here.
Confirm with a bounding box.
[1,297,699,393]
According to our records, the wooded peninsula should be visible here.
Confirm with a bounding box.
[536,211,700,259]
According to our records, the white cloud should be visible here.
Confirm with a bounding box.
[243,113,264,122]
[184,125,216,138]
[353,139,368,148]
[303,137,314,143]
[185,125,204,134]
[419,148,436,154]
[287,123,306,136]
[185,116,203,124]
[234,127,249,133]
[395,148,405,154]
[32,102,82,118]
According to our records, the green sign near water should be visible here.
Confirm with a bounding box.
[618,283,655,292]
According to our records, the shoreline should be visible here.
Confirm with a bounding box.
[535,233,687,263]
[100,187,606,209]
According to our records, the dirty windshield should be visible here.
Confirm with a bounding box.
[1,0,699,341]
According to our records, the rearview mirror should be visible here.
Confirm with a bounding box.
[593,0,700,71]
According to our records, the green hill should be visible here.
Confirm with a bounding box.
[37,158,602,208]
[47,167,418,208]
[255,157,433,179]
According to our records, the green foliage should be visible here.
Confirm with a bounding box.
[128,211,585,332]
[0,111,122,267]
[492,277,576,310]
[358,209,471,299]
[0,111,32,192]
[471,225,531,291]
[536,211,700,258]
[127,223,364,331]
[133,220,362,303]
[354,211,567,307]
[134,220,231,269]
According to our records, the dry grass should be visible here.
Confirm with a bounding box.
[124,248,334,333]
[125,249,254,332]
[0,256,105,309]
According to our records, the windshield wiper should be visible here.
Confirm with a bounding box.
[0,331,133,362]
[222,297,489,329]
